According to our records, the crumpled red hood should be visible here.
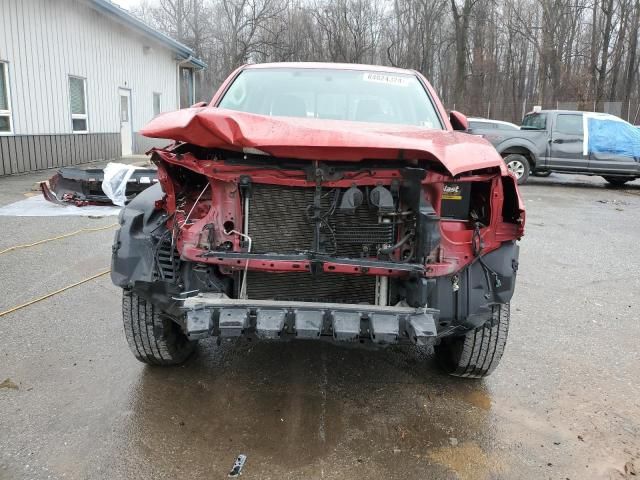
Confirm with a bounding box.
[141,107,505,176]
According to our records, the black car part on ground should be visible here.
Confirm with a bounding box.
[40,166,158,206]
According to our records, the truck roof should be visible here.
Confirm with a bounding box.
[526,109,591,115]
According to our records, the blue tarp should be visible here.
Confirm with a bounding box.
[585,114,640,160]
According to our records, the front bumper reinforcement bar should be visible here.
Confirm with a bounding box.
[180,294,439,345]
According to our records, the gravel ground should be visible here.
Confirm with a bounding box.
[0,170,639,480]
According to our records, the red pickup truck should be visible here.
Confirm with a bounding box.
[111,62,525,378]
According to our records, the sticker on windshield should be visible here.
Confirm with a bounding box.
[363,72,409,87]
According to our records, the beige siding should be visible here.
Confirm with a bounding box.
[0,0,179,136]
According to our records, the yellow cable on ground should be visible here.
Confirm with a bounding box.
[0,269,111,318]
[0,223,118,256]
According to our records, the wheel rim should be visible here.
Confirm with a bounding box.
[507,160,525,179]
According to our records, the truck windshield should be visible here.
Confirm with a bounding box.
[218,68,443,129]
[521,113,547,130]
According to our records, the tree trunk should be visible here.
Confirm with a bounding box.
[590,0,599,100]
[622,0,640,119]
[451,0,474,107]
[595,0,615,104]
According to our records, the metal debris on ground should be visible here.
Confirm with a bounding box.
[228,454,247,477]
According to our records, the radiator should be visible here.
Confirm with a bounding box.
[245,183,391,304]
[246,271,376,304]
[247,184,394,256]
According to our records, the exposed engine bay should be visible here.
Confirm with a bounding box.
[190,159,443,307]
[112,144,523,346]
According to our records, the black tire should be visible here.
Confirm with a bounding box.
[532,170,552,177]
[603,176,631,187]
[435,304,510,378]
[122,290,197,365]
[503,154,530,184]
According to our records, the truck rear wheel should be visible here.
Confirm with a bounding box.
[435,304,510,378]
[122,290,197,365]
[503,154,530,184]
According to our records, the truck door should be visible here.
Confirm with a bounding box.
[548,113,588,170]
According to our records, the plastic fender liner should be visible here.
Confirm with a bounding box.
[429,241,520,330]
[111,183,168,289]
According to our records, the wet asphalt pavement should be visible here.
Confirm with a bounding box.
[0,171,639,480]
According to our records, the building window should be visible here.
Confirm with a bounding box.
[0,62,12,133]
[120,94,129,122]
[153,92,161,117]
[69,76,88,132]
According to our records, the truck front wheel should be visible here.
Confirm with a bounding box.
[122,290,197,365]
[503,154,530,184]
[434,304,510,378]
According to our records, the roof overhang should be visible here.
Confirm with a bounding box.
[177,56,206,70]
[88,0,206,69]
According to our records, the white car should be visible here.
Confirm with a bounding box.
[467,117,519,132]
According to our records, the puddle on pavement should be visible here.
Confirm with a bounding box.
[428,441,505,480]
[116,340,500,478]
[461,389,492,410]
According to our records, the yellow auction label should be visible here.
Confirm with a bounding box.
[442,184,462,200]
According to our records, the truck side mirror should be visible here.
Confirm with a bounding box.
[449,111,469,131]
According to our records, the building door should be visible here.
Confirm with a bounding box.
[119,88,132,156]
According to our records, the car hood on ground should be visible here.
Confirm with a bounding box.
[141,107,505,177]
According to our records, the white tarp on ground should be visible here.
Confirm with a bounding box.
[0,195,121,217]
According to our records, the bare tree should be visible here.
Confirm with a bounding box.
[133,0,640,121]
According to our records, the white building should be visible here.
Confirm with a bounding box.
[0,0,205,176]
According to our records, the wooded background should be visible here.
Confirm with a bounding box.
[133,0,640,123]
